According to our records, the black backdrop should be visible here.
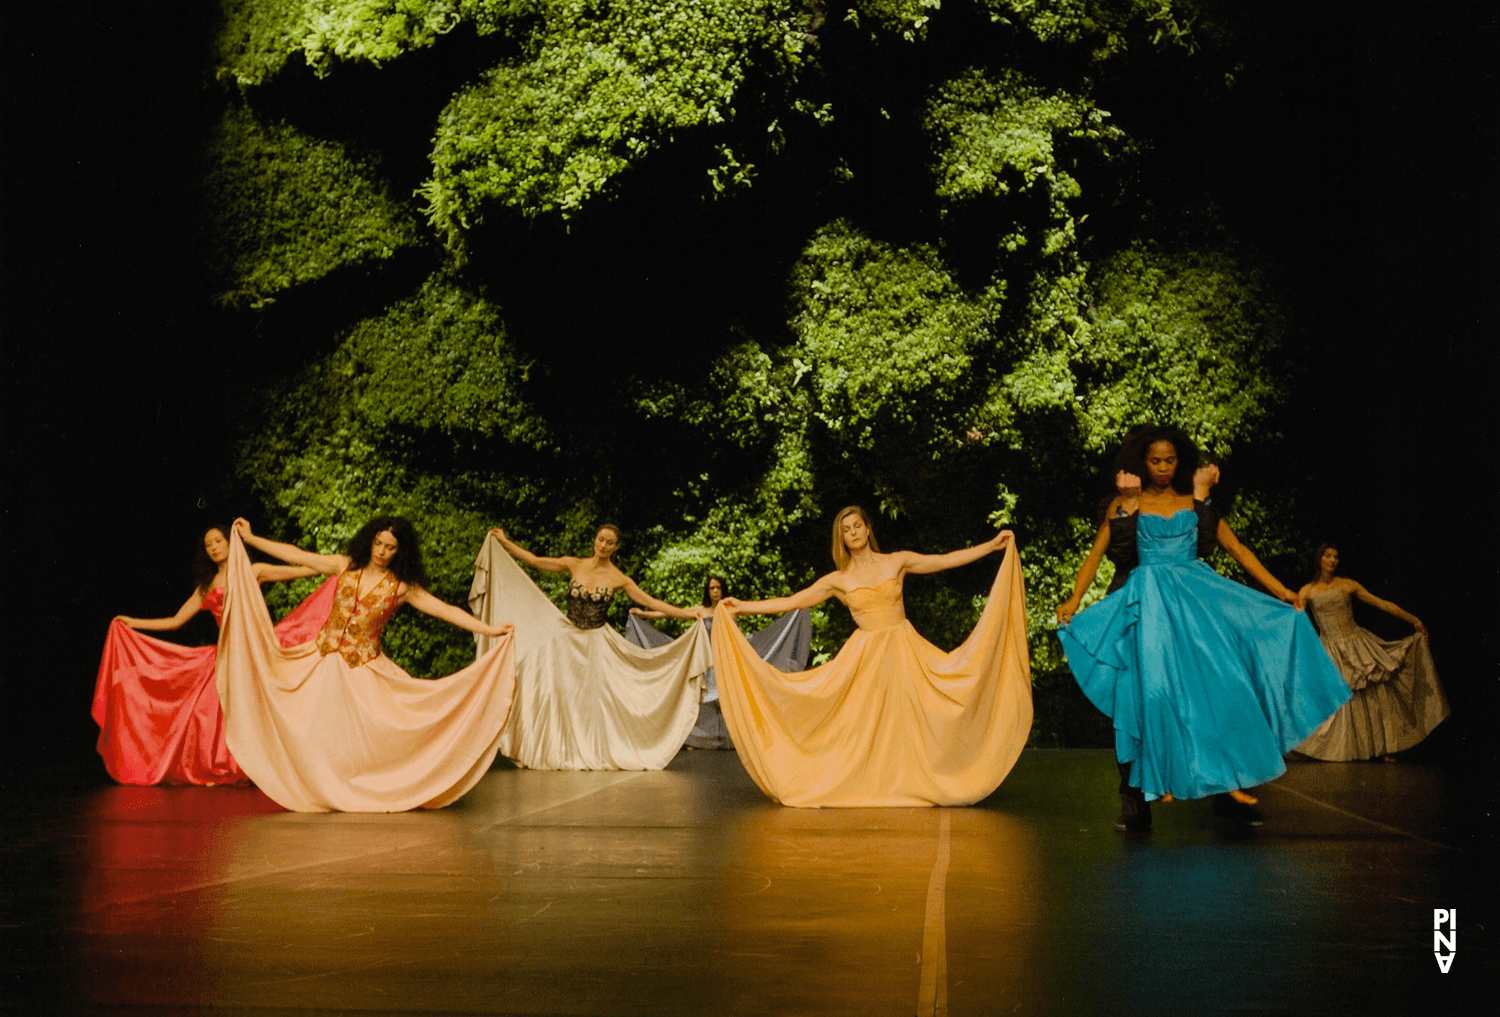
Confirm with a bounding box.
[2,3,1496,785]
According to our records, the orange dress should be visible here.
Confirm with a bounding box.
[216,533,516,813]
[711,547,1032,807]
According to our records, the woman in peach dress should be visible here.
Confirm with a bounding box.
[713,507,1032,807]
[216,517,516,813]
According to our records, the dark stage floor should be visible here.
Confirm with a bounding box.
[2,750,1491,1015]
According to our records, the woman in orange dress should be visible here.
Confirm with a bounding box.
[713,507,1032,807]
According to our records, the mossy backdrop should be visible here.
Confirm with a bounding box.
[212,1,1304,744]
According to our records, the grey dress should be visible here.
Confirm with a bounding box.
[1294,588,1449,760]
[626,610,812,749]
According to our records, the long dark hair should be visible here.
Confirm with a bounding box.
[1118,425,1201,495]
[192,525,233,595]
[1308,542,1338,584]
[344,516,429,587]
[702,575,730,608]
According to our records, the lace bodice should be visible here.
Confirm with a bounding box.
[1307,589,1358,642]
[841,577,907,631]
[316,569,401,667]
[566,580,614,629]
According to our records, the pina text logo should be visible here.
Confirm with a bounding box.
[1433,909,1456,973]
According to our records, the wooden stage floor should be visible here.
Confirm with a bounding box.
[2,750,1491,1015]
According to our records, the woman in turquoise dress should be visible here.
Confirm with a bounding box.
[1055,426,1351,805]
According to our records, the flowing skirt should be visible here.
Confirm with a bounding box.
[711,550,1033,808]
[468,535,712,771]
[1059,560,1351,800]
[1296,628,1449,759]
[217,533,517,812]
[91,579,336,786]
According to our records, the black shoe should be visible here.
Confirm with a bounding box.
[1115,794,1152,832]
[1213,794,1264,826]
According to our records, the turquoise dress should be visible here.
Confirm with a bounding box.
[1059,509,1350,800]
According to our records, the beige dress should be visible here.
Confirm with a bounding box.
[216,532,517,812]
[1295,588,1449,760]
[468,536,711,770]
[711,547,1033,807]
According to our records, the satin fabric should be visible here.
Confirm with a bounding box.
[467,535,712,770]
[1295,589,1449,759]
[627,610,813,749]
[216,532,517,813]
[91,578,337,786]
[1059,510,1351,800]
[711,547,1032,808]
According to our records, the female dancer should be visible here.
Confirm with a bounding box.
[468,525,712,770]
[629,576,812,750]
[216,517,516,812]
[93,525,335,786]
[713,508,1031,808]
[1294,544,1448,760]
[1056,426,1350,807]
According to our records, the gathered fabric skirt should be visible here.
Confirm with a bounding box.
[711,549,1032,808]
[217,533,516,813]
[1296,628,1449,759]
[1059,560,1351,800]
[91,579,336,786]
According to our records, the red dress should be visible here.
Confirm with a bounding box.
[91,579,337,785]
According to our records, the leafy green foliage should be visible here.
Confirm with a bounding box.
[207,107,421,306]
[218,0,1306,746]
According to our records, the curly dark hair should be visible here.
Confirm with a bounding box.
[344,516,429,587]
[702,575,730,608]
[192,524,233,595]
[1117,425,1201,496]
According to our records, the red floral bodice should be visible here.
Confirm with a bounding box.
[315,569,401,667]
[201,585,226,625]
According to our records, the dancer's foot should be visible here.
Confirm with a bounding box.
[1213,792,1265,826]
[1115,793,1152,833]
[1228,789,1258,805]
[1382,754,1398,763]
[1159,792,1174,803]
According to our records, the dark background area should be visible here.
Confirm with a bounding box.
[2,3,1496,788]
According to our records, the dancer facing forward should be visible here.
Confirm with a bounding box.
[1056,426,1350,813]
[470,525,711,770]
[216,517,516,813]
[714,507,1032,808]
[1294,544,1449,761]
[94,525,333,786]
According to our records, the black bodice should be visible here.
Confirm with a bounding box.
[1105,501,1218,592]
[566,581,614,630]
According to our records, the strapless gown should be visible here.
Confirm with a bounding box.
[468,535,712,770]
[626,610,813,749]
[91,577,337,786]
[710,546,1032,808]
[216,532,517,812]
[1059,509,1351,800]
[1295,589,1449,759]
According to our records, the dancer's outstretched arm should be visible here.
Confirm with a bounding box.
[902,530,1013,575]
[621,580,706,621]
[117,590,206,631]
[488,527,572,573]
[233,518,348,575]
[1350,581,1426,633]
[252,563,320,583]
[1216,520,1300,607]
[722,574,840,617]
[404,586,513,637]
[1056,516,1114,625]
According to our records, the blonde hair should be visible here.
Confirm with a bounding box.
[830,506,880,571]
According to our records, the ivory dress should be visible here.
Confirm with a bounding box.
[710,546,1032,808]
[1295,588,1449,759]
[468,535,712,770]
[92,578,336,786]
[216,532,517,812]
[1059,510,1351,801]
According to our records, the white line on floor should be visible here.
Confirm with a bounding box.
[916,809,951,1017]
